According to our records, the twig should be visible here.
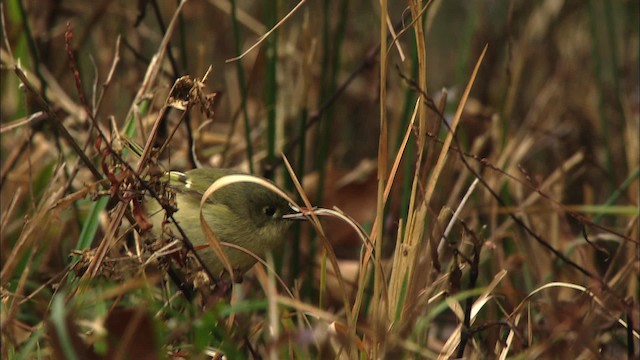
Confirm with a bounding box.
[13,68,104,182]
[93,36,122,118]
[225,0,307,63]
[84,0,192,280]
[455,220,482,357]
[400,48,637,322]
[0,111,47,134]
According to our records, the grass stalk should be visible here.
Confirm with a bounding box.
[264,0,278,170]
[230,0,255,174]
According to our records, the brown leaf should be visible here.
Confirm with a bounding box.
[132,196,153,232]
[104,308,159,360]
[48,311,99,360]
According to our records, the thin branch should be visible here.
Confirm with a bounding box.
[226,0,307,63]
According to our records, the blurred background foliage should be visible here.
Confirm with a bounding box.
[1,0,638,358]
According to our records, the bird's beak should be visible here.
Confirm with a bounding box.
[282,203,314,220]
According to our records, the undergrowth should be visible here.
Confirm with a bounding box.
[1,0,638,358]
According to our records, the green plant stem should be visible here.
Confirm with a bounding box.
[588,0,614,183]
[316,0,349,190]
[593,167,640,224]
[230,0,255,174]
[264,0,278,171]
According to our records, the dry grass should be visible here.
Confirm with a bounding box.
[1,0,638,358]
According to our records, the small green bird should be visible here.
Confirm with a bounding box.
[144,168,298,279]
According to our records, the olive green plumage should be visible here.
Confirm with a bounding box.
[145,168,294,277]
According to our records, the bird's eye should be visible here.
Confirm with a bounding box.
[263,205,277,217]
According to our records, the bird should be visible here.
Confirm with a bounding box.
[144,168,299,280]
